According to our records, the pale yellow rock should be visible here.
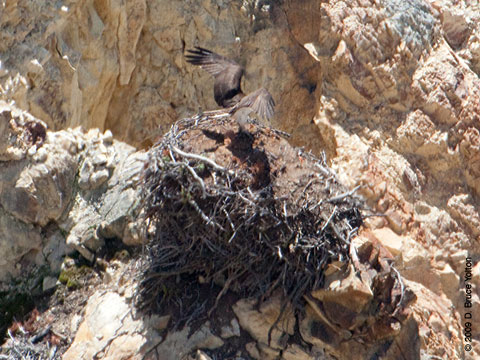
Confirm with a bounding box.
[447,194,480,238]
[195,350,212,360]
[245,342,261,359]
[438,263,460,301]
[371,227,404,257]
[103,334,144,360]
[152,323,224,360]
[232,295,295,350]
[406,279,463,359]
[282,344,313,360]
[117,0,146,85]
[257,342,281,359]
[311,265,373,313]
[63,291,147,360]
[399,238,434,287]
[472,262,480,288]
[147,314,171,331]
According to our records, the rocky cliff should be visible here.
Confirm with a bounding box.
[1,0,479,359]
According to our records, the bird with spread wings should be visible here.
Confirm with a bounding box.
[185,46,275,125]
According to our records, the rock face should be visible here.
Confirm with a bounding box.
[0,0,319,150]
[1,0,480,359]
[0,101,145,280]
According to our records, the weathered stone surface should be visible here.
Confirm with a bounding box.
[59,129,145,259]
[220,318,240,339]
[296,230,422,359]
[311,264,373,314]
[0,207,42,281]
[282,344,313,360]
[0,121,75,227]
[0,101,46,161]
[232,295,295,351]
[0,102,145,278]
[447,194,480,239]
[406,280,464,359]
[437,262,461,302]
[0,0,319,150]
[36,229,70,277]
[97,150,147,243]
[195,350,212,360]
[370,227,405,257]
[149,323,224,360]
[63,290,147,360]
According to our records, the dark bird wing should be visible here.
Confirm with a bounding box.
[185,47,240,77]
[185,46,244,107]
[233,88,275,120]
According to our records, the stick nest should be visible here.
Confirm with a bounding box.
[136,114,364,324]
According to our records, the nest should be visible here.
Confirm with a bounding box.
[136,114,364,325]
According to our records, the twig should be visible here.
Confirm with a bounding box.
[347,227,358,242]
[327,185,361,203]
[200,109,230,117]
[308,199,323,211]
[168,147,177,163]
[170,145,232,174]
[223,208,235,232]
[321,206,337,233]
[183,162,206,198]
[238,192,256,207]
[391,266,405,316]
[301,178,315,196]
[187,198,224,230]
[314,162,331,177]
[30,324,51,343]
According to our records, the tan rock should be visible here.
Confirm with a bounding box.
[195,350,212,360]
[103,334,145,360]
[220,318,240,339]
[245,341,282,360]
[282,344,313,360]
[300,299,345,348]
[397,237,433,285]
[311,264,373,314]
[147,314,171,332]
[245,342,261,359]
[63,291,147,360]
[0,124,75,227]
[232,295,295,350]
[260,343,282,358]
[0,102,46,161]
[447,194,480,238]
[152,323,224,360]
[0,105,145,277]
[406,279,463,359]
[438,263,460,302]
[371,227,404,257]
[472,262,480,289]
[117,0,146,85]
[0,207,42,281]
[300,302,359,359]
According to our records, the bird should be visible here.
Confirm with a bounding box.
[185,46,275,125]
[231,107,254,132]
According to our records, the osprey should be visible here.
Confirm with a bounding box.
[185,46,275,123]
